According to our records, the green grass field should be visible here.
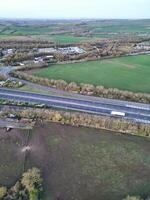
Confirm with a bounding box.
[34,54,150,93]
[49,35,90,44]
[87,19,150,33]
[91,24,150,33]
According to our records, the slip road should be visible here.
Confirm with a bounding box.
[0,88,150,124]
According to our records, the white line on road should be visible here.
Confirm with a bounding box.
[0,92,150,117]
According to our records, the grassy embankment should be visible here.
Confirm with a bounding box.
[34,55,150,93]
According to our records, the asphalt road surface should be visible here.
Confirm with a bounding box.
[0,88,150,124]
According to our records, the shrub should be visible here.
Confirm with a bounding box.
[0,75,6,81]
[0,186,7,198]
[0,168,43,200]
[29,188,39,200]
[21,167,43,192]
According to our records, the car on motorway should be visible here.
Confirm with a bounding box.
[111,111,126,117]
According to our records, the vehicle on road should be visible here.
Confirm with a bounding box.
[111,111,126,117]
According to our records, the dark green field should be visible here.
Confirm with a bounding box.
[34,54,150,93]
[1,123,150,200]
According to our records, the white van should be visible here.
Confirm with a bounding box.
[111,111,126,117]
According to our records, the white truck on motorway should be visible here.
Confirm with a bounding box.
[111,111,126,117]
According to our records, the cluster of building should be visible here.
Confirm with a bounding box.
[38,48,57,54]
[34,55,54,64]
[58,47,85,55]
[38,46,85,55]
[0,46,85,59]
[0,48,15,57]
[0,46,86,66]
[135,42,150,51]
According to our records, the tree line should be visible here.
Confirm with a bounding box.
[11,71,150,104]
[4,108,149,138]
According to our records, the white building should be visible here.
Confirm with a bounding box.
[38,48,57,53]
[2,48,15,57]
[136,42,150,50]
[38,46,85,55]
[58,47,85,55]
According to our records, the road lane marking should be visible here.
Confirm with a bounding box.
[1,92,150,118]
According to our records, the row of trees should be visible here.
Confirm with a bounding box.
[0,39,84,50]
[0,99,150,136]
[13,108,150,137]
[12,71,150,104]
[0,40,55,49]
[0,168,43,200]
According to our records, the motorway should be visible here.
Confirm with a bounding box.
[0,88,150,124]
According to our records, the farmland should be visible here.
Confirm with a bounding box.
[34,54,150,93]
[43,35,90,44]
[0,19,150,44]
[1,123,150,200]
[1,18,150,200]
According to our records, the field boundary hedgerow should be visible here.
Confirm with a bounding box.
[1,107,150,138]
[11,70,150,104]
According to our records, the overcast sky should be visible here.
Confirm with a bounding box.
[0,0,150,19]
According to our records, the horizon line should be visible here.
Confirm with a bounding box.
[0,17,150,21]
